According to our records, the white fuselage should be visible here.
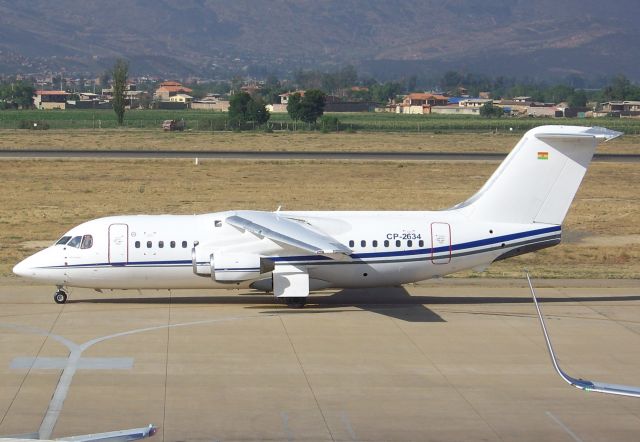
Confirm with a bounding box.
[14,210,561,291]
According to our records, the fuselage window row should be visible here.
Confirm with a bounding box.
[347,239,425,249]
[133,240,189,249]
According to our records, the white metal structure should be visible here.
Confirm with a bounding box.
[527,271,640,398]
[13,126,621,307]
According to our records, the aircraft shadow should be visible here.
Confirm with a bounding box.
[71,287,640,323]
[72,287,443,322]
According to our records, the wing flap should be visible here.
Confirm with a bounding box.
[226,211,351,259]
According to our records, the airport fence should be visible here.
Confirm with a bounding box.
[1,111,640,134]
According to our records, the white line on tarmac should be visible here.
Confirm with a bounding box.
[0,315,271,440]
[280,411,294,442]
[339,411,357,441]
[546,411,584,442]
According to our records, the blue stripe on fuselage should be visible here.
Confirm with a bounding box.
[38,226,560,269]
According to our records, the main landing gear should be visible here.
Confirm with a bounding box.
[283,297,307,309]
[54,287,68,304]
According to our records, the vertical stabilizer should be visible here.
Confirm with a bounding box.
[455,126,621,225]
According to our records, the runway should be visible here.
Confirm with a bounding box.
[1,149,639,162]
[1,279,640,441]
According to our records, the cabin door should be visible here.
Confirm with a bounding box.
[108,223,129,265]
[431,222,451,264]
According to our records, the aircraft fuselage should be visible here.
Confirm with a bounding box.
[14,210,560,291]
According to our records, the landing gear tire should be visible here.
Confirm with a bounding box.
[284,297,307,309]
[54,290,67,304]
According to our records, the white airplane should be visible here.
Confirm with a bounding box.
[13,125,621,308]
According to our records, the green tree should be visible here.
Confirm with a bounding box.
[111,59,129,126]
[228,92,270,126]
[286,92,303,121]
[246,96,270,125]
[479,102,503,118]
[13,82,35,108]
[0,81,35,108]
[370,82,403,104]
[298,89,326,124]
[568,90,588,108]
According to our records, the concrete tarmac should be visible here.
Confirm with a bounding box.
[1,279,640,441]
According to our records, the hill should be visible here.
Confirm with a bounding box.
[0,0,638,80]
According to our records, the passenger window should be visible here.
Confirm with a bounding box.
[80,235,93,249]
[349,240,354,247]
[407,240,413,247]
[372,240,378,247]
[135,241,140,248]
[361,240,366,247]
[147,241,152,248]
[170,241,176,248]
[384,240,389,247]
[56,236,71,246]
[181,241,187,248]
[67,236,82,248]
[419,240,424,247]
[159,241,164,248]
[395,240,401,247]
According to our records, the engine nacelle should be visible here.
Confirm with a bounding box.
[212,252,262,282]
[193,246,272,282]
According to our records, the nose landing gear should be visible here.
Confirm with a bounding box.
[54,287,68,304]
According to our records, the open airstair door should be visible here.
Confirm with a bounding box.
[431,222,451,264]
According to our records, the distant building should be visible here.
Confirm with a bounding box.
[169,93,193,103]
[154,81,193,101]
[240,84,262,95]
[191,97,230,111]
[600,101,640,117]
[430,105,480,115]
[33,90,71,110]
[403,93,449,107]
[278,91,305,105]
[266,104,288,113]
[458,98,492,108]
[396,93,449,114]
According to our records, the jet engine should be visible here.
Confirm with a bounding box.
[192,247,271,282]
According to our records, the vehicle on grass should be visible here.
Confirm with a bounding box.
[14,126,621,308]
[162,119,186,131]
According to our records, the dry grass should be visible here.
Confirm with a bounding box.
[1,158,638,279]
[0,129,639,154]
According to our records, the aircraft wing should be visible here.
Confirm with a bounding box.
[526,271,640,398]
[226,211,352,259]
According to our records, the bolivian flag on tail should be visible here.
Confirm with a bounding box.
[537,151,549,160]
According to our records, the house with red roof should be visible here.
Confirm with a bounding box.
[154,81,194,101]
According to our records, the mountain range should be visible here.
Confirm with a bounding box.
[0,0,638,81]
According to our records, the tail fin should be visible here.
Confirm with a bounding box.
[455,126,622,225]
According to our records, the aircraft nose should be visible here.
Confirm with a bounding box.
[13,258,31,277]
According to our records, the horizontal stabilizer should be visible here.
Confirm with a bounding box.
[535,126,622,141]
[226,211,351,259]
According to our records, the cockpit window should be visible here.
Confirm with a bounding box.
[80,235,93,249]
[67,236,82,248]
[55,236,71,246]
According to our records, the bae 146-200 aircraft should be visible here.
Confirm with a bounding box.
[13,125,621,308]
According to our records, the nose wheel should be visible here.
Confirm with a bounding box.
[54,289,68,304]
